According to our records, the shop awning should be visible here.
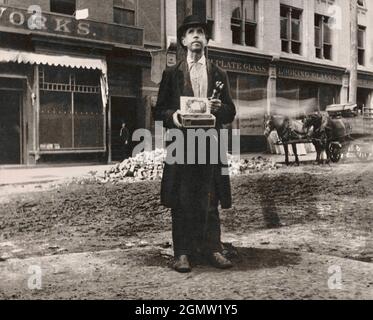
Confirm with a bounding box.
[0,48,109,108]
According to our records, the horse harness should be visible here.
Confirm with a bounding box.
[278,118,304,142]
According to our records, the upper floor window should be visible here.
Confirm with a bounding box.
[0,0,8,5]
[206,0,215,40]
[358,25,366,66]
[231,0,257,47]
[315,14,332,60]
[50,0,76,16]
[280,6,302,55]
[113,0,136,26]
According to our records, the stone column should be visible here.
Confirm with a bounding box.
[267,64,277,115]
[349,0,358,104]
[365,91,373,109]
[341,74,350,104]
[266,64,277,153]
[33,64,40,164]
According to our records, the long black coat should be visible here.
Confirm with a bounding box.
[154,60,236,209]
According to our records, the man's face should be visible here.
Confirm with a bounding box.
[182,26,208,53]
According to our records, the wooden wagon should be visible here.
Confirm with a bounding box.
[325,103,373,162]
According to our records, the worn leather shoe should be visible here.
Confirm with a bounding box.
[173,255,192,273]
[209,252,233,269]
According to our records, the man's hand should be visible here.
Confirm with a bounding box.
[209,99,222,115]
[172,110,183,128]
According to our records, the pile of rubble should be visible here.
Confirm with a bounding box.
[98,149,165,183]
[96,149,281,183]
[228,154,282,176]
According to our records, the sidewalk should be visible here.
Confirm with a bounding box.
[0,152,317,186]
[0,164,113,186]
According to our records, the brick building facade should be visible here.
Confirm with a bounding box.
[164,0,373,152]
[1,0,373,164]
[0,0,164,165]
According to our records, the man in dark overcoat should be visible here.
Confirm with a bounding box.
[153,15,236,273]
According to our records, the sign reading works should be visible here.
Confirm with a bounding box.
[0,5,143,47]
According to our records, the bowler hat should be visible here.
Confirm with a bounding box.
[177,15,210,47]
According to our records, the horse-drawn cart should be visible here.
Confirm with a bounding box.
[264,105,373,165]
[324,103,373,162]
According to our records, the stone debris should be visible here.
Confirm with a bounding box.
[228,155,282,176]
[95,149,281,183]
[97,149,165,184]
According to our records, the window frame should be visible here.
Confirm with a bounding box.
[50,0,76,16]
[358,25,366,66]
[315,14,333,61]
[113,0,137,26]
[39,66,104,151]
[280,5,302,55]
[231,0,257,47]
[206,0,215,40]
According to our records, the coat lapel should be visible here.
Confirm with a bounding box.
[178,59,214,98]
[178,60,194,97]
[207,60,214,98]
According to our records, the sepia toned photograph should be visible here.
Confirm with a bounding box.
[0,0,372,305]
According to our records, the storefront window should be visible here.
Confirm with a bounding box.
[229,73,267,135]
[319,85,339,110]
[276,79,340,115]
[43,68,71,84]
[276,79,303,117]
[39,66,104,151]
[40,91,73,149]
[74,93,103,148]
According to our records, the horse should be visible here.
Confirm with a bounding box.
[264,115,307,166]
[303,112,353,164]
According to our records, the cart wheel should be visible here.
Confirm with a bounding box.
[329,143,342,163]
[355,145,371,161]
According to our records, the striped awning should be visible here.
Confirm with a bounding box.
[0,48,106,70]
[0,48,108,107]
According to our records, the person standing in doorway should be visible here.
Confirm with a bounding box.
[119,121,130,160]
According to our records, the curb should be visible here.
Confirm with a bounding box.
[0,179,61,188]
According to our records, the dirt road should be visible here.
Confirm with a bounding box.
[0,162,372,299]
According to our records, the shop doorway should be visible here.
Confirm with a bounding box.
[318,85,340,111]
[110,97,137,162]
[357,88,371,113]
[0,90,22,165]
